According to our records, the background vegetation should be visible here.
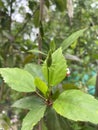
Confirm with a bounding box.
[0,0,98,130]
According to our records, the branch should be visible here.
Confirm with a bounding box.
[9,0,13,33]
[38,0,44,64]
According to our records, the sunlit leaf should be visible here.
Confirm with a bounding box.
[0,68,35,92]
[53,90,98,124]
[42,48,67,86]
[35,77,48,96]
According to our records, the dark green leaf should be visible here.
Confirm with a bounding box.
[62,83,79,90]
[12,95,45,110]
[33,10,40,27]
[24,63,44,80]
[45,107,72,130]
[54,0,66,11]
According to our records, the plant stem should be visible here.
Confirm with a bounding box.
[47,66,49,88]
[35,91,46,101]
[38,0,44,129]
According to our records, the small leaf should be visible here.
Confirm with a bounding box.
[54,0,66,12]
[0,68,35,92]
[35,77,48,96]
[12,95,45,110]
[61,28,86,51]
[33,10,40,27]
[50,40,56,52]
[43,48,67,86]
[21,105,46,130]
[46,50,52,67]
[28,49,47,56]
[53,90,98,124]
[62,83,79,90]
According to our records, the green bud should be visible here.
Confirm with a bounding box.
[47,51,52,67]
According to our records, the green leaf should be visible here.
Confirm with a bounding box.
[33,10,40,27]
[28,49,47,56]
[45,0,50,8]
[42,48,67,86]
[50,40,56,52]
[62,83,79,90]
[54,0,66,12]
[35,77,48,96]
[24,63,44,80]
[53,90,98,124]
[12,95,45,110]
[21,105,46,130]
[45,107,72,130]
[0,68,35,92]
[61,28,86,51]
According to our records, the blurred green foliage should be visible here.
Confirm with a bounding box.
[0,0,98,130]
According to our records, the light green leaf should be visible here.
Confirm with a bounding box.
[53,90,98,124]
[42,48,67,86]
[0,68,35,92]
[35,77,48,96]
[61,28,86,51]
[12,95,45,110]
[21,105,46,130]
